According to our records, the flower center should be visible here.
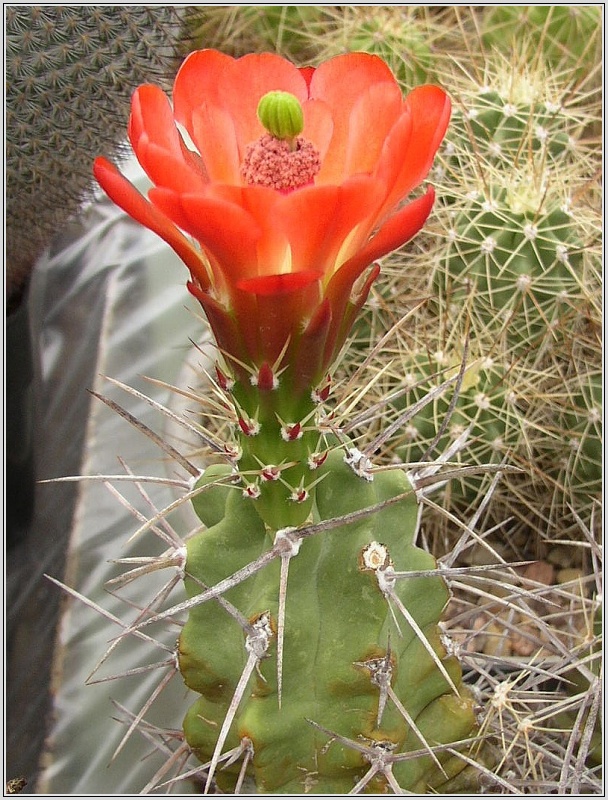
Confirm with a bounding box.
[241,134,321,192]
[241,90,321,192]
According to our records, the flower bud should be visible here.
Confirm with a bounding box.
[257,91,304,140]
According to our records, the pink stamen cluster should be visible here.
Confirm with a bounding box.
[241,134,321,192]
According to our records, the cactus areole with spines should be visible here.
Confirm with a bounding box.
[94,50,484,793]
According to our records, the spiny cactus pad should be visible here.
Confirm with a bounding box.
[180,447,481,793]
[439,191,583,352]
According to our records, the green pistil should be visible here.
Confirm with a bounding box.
[257,90,304,142]
[242,91,320,192]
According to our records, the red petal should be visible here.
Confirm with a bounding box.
[174,50,308,163]
[191,102,241,183]
[93,157,209,289]
[343,186,436,278]
[309,53,398,182]
[187,281,250,372]
[275,177,385,278]
[343,82,403,177]
[130,85,183,158]
[293,299,333,390]
[231,277,322,368]
[237,270,321,296]
[301,98,334,162]
[324,186,435,323]
[173,50,235,133]
[377,86,451,216]
[148,187,214,253]
[299,65,315,90]
[136,140,206,194]
[129,86,207,192]
[218,186,285,275]
[323,264,380,373]
[173,193,262,282]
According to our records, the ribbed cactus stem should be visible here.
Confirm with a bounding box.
[227,364,321,529]
[180,366,483,793]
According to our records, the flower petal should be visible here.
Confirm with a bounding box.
[324,186,436,322]
[174,50,308,164]
[136,140,207,194]
[187,281,250,373]
[294,299,333,390]
[301,98,334,162]
[200,185,289,278]
[343,81,404,177]
[299,65,315,90]
[274,176,385,278]
[172,49,235,133]
[309,53,398,182]
[376,86,451,216]
[92,157,209,289]
[232,277,323,368]
[129,85,183,158]
[238,270,321,296]
[174,192,262,283]
[129,85,207,192]
[191,102,241,183]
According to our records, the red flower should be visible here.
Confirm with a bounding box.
[94,50,450,394]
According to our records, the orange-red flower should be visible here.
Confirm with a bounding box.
[94,49,450,393]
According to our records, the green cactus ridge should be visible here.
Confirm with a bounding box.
[343,8,433,87]
[392,352,513,503]
[446,92,572,172]
[437,187,586,354]
[180,444,482,793]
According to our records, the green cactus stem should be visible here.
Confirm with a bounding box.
[480,6,602,80]
[181,446,482,793]
[438,184,585,354]
[392,351,514,505]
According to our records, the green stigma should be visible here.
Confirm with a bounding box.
[257,91,304,141]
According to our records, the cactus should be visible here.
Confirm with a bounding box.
[480,5,602,80]
[177,414,481,793]
[335,7,435,88]
[179,454,483,792]
[438,183,586,354]
[36,8,601,795]
[77,45,495,794]
[390,349,512,506]
[428,44,602,529]
[185,5,329,62]
[5,5,186,303]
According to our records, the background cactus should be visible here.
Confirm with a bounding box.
[5,4,186,306]
[427,40,601,539]
[16,5,601,795]
[480,5,603,80]
[185,5,329,62]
